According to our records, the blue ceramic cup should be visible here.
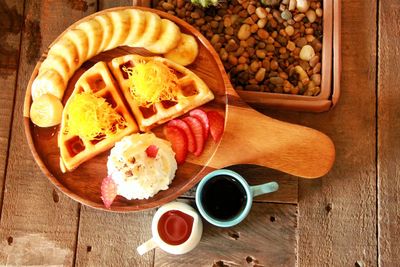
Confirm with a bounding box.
[195,169,279,228]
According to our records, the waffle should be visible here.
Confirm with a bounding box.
[108,55,215,132]
[58,62,139,172]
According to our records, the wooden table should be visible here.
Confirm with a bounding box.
[0,0,398,266]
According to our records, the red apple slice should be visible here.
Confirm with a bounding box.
[183,116,205,156]
[164,125,188,164]
[207,111,224,142]
[190,109,209,139]
[168,119,196,154]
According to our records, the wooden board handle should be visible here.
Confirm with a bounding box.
[209,98,335,178]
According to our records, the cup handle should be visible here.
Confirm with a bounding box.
[137,238,158,256]
[251,182,279,197]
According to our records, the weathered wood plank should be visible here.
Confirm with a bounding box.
[155,201,297,266]
[0,0,24,213]
[260,0,378,266]
[99,0,132,10]
[99,0,151,9]
[75,206,154,266]
[0,0,97,265]
[132,0,152,7]
[182,165,298,204]
[298,0,377,263]
[378,0,400,265]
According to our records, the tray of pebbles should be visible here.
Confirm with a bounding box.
[152,0,340,111]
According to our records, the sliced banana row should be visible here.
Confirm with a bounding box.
[30,9,199,127]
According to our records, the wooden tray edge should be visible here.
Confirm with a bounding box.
[332,0,341,107]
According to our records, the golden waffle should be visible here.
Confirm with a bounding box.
[58,62,139,172]
[108,55,215,132]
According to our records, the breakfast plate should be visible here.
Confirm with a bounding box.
[23,7,335,212]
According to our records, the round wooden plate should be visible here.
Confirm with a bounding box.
[23,7,335,212]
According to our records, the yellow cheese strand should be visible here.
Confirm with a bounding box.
[65,92,126,141]
[124,60,179,107]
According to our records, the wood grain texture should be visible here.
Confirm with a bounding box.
[132,0,151,7]
[75,205,154,266]
[0,0,24,213]
[1,0,392,266]
[99,0,151,9]
[0,0,97,265]
[155,201,297,267]
[99,0,133,9]
[378,0,400,265]
[261,0,378,265]
[209,103,335,178]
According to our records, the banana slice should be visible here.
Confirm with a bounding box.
[125,9,146,45]
[146,19,181,54]
[164,34,199,66]
[31,70,65,101]
[38,54,70,83]
[64,29,89,66]
[108,10,131,48]
[48,38,79,72]
[30,94,64,127]
[135,12,162,48]
[94,14,114,52]
[76,19,103,58]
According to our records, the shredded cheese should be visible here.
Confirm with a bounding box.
[124,60,179,107]
[65,92,126,141]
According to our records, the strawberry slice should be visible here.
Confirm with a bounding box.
[183,116,205,156]
[190,109,209,139]
[207,111,224,142]
[146,145,158,158]
[164,126,188,164]
[168,119,196,153]
[101,175,117,209]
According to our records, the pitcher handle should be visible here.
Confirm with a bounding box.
[137,238,157,255]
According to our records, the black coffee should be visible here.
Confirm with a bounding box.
[200,175,247,221]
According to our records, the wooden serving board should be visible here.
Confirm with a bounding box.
[23,7,335,212]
